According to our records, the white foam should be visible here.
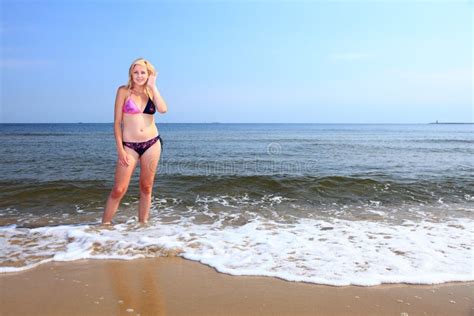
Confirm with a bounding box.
[1,213,473,286]
[465,194,474,202]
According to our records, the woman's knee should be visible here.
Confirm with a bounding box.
[139,181,153,195]
[110,185,127,199]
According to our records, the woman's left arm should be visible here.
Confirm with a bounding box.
[147,74,168,114]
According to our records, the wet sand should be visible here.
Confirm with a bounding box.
[1,257,473,315]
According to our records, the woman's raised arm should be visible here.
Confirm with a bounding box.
[147,74,168,114]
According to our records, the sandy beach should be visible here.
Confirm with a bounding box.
[1,257,472,316]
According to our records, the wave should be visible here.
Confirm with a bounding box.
[160,174,473,204]
[411,139,474,144]
[0,133,77,137]
[1,216,472,286]
[1,175,472,211]
[0,132,113,137]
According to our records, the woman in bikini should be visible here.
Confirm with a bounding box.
[102,58,168,225]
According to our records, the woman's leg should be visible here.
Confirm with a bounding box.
[101,148,139,224]
[138,140,162,223]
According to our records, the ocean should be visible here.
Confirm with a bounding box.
[0,123,472,286]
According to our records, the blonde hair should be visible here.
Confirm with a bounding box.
[127,58,156,98]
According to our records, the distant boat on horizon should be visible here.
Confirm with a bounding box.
[429,120,473,125]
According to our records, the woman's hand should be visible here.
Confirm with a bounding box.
[147,72,157,89]
[118,149,129,167]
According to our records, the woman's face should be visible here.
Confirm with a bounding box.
[131,64,149,87]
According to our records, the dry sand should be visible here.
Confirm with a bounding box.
[1,257,473,315]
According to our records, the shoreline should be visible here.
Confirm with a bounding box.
[1,257,473,316]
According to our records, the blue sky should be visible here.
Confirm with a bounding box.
[1,0,472,123]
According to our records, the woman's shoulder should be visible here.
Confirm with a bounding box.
[114,86,130,107]
[117,85,129,94]
[116,85,130,99]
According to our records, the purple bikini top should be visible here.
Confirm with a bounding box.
[123,90,156,115]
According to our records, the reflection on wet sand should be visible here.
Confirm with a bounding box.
[103,258,166,315]
[1,257,473,316]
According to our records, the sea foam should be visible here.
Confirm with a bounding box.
[1,213,472,286]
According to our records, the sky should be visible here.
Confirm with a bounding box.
[0,0,472,123]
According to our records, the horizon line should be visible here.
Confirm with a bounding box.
[1,122,473,125]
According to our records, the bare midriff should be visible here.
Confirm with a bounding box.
[121,114,159,142]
